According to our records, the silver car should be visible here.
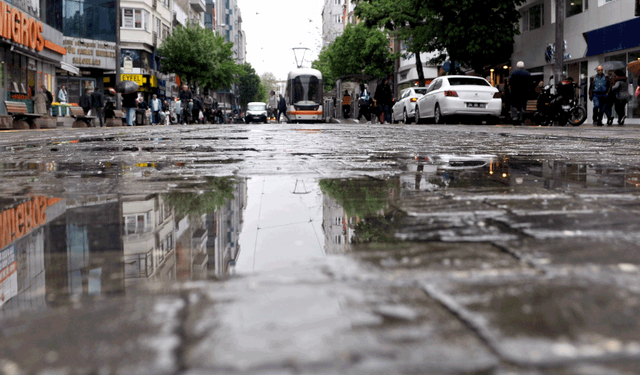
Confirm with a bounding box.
[415,76,502,125]
[391,87,428,124]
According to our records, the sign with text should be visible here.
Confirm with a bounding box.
[0,245,17,308]
[62,37,116,70]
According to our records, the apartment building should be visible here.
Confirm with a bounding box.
[513,0,640,123]
[321,0,347,48]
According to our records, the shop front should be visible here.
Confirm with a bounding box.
[0,0,68,128]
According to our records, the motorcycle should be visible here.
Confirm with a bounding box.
[534,79,587,126]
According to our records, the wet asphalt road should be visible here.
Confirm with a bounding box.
[3,122,640,374]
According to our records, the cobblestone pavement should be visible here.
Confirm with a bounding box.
[2,122,640,374]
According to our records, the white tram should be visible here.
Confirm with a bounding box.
[285,68,323,123]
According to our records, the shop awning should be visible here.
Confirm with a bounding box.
[584,17,640,57]
[60,62,80,75]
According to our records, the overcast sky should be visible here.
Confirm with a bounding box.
[238,0,325,81]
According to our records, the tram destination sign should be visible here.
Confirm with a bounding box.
[62,37,116,70]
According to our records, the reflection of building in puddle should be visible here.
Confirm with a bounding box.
[1,197,65,315]
[323,194,356,255]
[207,179,246,277]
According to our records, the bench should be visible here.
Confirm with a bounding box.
[4,100,43,129]
[69,106,97,128]
[106,109,124,127]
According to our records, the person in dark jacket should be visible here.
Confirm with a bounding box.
[610,69,629,126]
[193,95,204,124]
[277,94,289,123]
[375,76,393,124]
[508,61,532,125]
[90,89,105,127]
[589,65,611,126]
[179,84,193,124]
[79,89,92,115]
[42,85,53,115]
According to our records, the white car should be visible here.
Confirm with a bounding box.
[391,87,428,124]
[415,76,501,124]
[245,102,268,123]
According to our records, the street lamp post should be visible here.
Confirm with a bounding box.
[554,0,565,88]
[115,0,121,110]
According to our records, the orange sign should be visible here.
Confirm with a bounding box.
[0,1,44,52]
[0,196,62,250]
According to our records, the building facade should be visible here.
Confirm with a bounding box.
[321,0,347,48]
[0,0,68,116]
[513,0,640,123]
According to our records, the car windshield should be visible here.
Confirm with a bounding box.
[414,89,427,95]
[248,103,266,111]
[447,78,491,87]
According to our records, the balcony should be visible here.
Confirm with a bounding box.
[190,0,206,13]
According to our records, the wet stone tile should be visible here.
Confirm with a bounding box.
[424,275,640,366]
[0,294,185,375]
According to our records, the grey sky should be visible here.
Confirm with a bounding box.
[238,0,325,80]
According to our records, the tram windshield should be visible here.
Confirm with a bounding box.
[291,75,322,104]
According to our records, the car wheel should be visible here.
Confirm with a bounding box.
[414,107,422,124]
[391,110,396,124]
[434,104,445,124]
[403,109,412,124]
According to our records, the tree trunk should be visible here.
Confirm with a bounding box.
[415,52,425,87]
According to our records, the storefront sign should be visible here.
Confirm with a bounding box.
[0,0,44,51]
[0,245,17,307]
[63,37,116,70]
[121,74,145,86]
[0,196,62,250]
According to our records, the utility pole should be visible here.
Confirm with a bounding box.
[554,0,565,88]
[115,0,121,110]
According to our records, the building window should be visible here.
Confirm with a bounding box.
[598,0,616,5]
[566,0,587,17]
[163,24,171,40]
[124,213,151,235]
[122,8,150,31]
[335,14,342,23]
[334,0,341,4]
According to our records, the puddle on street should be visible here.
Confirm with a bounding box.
[2,155,640,315]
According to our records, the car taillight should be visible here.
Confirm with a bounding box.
[410,98,418,102]
[493,92,501,98]
[444,90,458,97]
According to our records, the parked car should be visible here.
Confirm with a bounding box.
[391,87,429,124]
[415,76,501,124]
[245,102,268,123]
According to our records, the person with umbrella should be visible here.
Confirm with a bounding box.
[115,80,140,126]
[589,65,611,126]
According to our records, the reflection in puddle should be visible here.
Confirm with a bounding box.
[2,155,640,315]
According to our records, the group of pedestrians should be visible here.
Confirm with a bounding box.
[589,65,630,126]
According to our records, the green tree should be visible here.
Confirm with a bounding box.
[355,0,524,79]
[163,177,236,219]
[311,23,396,89]
[237,63,262,108]
[157,22,240,90]
[312,46,337,92]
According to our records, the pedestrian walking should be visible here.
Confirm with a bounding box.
[610,69,630,126]
[150,94,162,125]
[508,61,532,125]
[268,91,278,121]
[90,88,105,127]
[203,93,214,123]
[277,94,289,123]
[57,85,68,103]
[42,85,53,115]
[374,76,393,124]
[33,87,48,115]
[122,92,137,126]
[589,65,611,126]
[179,84,193,124]
[79,89,92,115]
[358,83,371,122]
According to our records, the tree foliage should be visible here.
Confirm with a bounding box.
[157,22,240,91]
[259,72,279,95]
[355,0,524,77]
[237,63,262,108]
[163,177,236,219]
[311,23,396,89]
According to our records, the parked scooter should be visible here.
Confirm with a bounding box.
[534,78,587,126]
